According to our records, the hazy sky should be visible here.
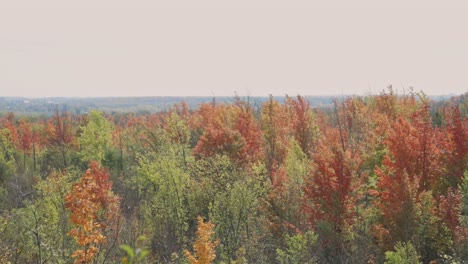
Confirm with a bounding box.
[1,1,468,97]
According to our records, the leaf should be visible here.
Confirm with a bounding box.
[119,245,135,259]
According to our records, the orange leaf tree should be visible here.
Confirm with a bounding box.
[65,161,120,264]
[261,96,292,176]
[194,102,262,168]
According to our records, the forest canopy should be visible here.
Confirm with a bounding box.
[0,90,467,264]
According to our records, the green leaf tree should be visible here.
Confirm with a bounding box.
[385,242,421,264]
[276,231,318,264]
[79,110,114,164]
[136,144,189,262]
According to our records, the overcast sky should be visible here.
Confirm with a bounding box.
[1,1,468,97]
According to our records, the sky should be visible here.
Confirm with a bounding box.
[1,1,468,97]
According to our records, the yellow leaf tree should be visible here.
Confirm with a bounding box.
[184,216,219,264]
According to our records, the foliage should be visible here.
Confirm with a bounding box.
[136,144,190,262]
[276,231,318,264]
[184,216,219,264]
[0,92,466,263]
[120,236,149,264]
[384,242,421,264]
[79,110,114,164]
[65,161,120,264]
[209,177,262,262]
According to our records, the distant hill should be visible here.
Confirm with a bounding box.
[0,94,456,116]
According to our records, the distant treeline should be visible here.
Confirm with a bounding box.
[0,94,456,116]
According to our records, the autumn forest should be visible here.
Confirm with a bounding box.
[0,91,467,264]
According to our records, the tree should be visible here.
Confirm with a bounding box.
[303,126,359,261]
[193,104,244,165]
[163,111,192,170]
[0,128,17,187]
[233,101,263,167]
[276,231,318,264]
[457,171,468,261]
[372,104,447,249]
[79,110,114,164]
[414,191,452,263]
[184,216,219,264]
[32,170,75,263]
[136,144,189,262]
[46,105,76,168]
[289,95,318,157]
[384,242,421,264]
[65,161,120,264]
[261,96,291,176]
[265,139,309,242]
[17,119,33,172]
[209,177,263,263]
[442,106,467,188]
[0,170,75,264]
[304,127,357,231]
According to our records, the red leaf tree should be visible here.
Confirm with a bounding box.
[289,95,317,157]
[46,107,76,167]
[443,106,468,188]
[303,125,359,261]
[304,127,357,232]
[372,103,448,248]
